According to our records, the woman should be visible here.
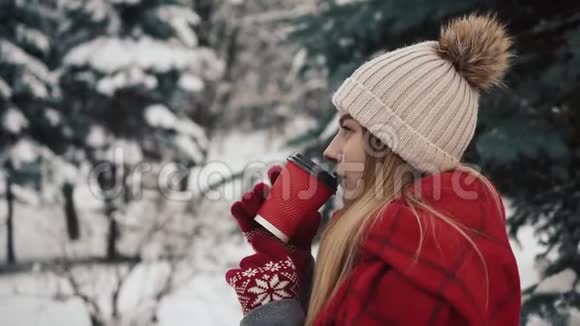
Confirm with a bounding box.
[225,13,521,325]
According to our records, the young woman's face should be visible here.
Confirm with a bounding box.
[323,114,367,201]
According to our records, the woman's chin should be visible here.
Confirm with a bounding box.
[340,185,363,203]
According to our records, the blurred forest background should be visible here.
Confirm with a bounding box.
[0,0,579,325]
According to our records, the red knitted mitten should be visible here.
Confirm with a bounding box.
[225,233,305,315]
[226,165,321,315]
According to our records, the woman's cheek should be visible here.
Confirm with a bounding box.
[345,173,362,193]
[343,174,364,199]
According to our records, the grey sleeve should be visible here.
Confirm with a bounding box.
[240,299,305,326]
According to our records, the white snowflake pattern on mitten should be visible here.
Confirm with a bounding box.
[227,256,299,315]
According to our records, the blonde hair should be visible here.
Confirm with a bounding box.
[305,132,504,325]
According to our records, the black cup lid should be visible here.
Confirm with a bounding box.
[287,153,337,193]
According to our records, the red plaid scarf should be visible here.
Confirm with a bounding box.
[313,170,521,325]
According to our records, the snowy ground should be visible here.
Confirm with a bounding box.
[0,122,563,325]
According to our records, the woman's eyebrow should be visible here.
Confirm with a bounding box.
[339,114,354,126]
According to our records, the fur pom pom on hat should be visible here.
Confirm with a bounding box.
[437,13,513,91]
[331,13,513,174]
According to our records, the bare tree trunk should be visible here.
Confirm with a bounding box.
[105,198,120,260]
[122,165,131,204]
[62,182,80,240]
[5,172,15,264]
[94,161,121,260]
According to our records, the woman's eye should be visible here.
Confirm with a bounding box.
[340,125,352,132]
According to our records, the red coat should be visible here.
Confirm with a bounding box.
[313,170,521,325]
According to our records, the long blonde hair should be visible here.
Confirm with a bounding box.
[305,132,504,325]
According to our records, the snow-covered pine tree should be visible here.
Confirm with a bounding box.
[58,0,223,165]
[55,0,223,259]
[0,0,78,261]
[289,0,580,323]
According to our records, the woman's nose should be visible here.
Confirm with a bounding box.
[323,146,339,165]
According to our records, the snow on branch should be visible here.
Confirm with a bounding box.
[241,4,317,26]
[0,40,54,85]
[153,5,201,47]
[15,24,51,55]
[0,76,12,99]
[63,37,222,76]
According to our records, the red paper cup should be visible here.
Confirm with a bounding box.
[255,153,337,242]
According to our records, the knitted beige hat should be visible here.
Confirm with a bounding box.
[331,14,513,174]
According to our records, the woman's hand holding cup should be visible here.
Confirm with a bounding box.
[227,165,321,312]
[230,165,321,253]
